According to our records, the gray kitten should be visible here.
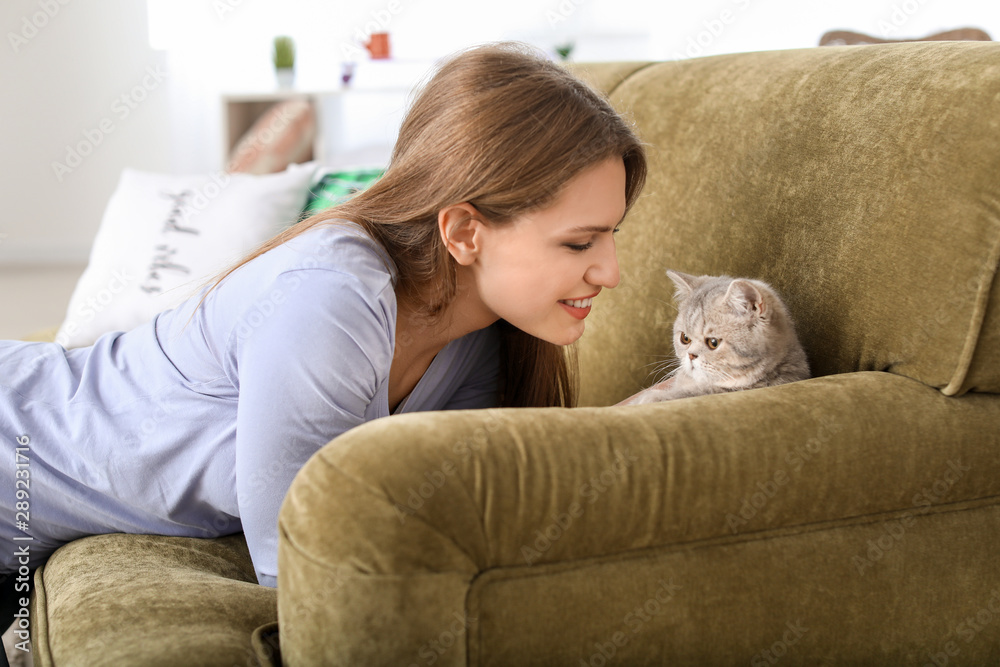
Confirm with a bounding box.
[621,270,810,405]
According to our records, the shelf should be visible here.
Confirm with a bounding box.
[221,88,411,168]
[221,60,432,169]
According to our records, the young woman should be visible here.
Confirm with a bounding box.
[0,42,648,597]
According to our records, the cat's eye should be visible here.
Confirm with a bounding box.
[706,337,720,349]
[679,332,691,345]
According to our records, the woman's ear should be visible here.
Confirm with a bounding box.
[438,203,485,266]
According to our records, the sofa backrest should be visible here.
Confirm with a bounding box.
[568,42,1000,407]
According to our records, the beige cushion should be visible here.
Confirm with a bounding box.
[227,99,316,175]
[819,28,992,46]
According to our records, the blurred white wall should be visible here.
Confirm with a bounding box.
[1,0,998,266]
[1,0,171,265]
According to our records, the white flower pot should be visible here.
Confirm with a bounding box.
[275,68,295,89]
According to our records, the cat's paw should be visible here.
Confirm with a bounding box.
[614,378,678,406]
[634,389,674,405]
[616,387,674,406]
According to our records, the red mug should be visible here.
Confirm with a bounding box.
[365,32,390,60]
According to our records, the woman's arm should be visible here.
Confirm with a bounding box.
[232,268,394,587]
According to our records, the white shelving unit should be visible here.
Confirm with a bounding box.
[220,60,433,168]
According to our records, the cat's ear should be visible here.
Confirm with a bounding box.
[666,270,700,301]
[725,279,766,317]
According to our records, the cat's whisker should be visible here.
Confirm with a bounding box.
[646,355,677,371]
[639,356,675,373]
[647,359,681,384]
[652,367,680,385]
[649,370,675,385]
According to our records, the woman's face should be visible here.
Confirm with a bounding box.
[472,156,627,346]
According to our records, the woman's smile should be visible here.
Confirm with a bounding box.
[558,291,599,319]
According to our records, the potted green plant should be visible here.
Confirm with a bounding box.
[554,41,575,61]
[273,35,296,88]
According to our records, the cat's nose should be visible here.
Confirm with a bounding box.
[688,353,698,361]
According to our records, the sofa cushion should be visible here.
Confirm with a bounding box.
[818,27,993,46]
[30,533,276,667]
[226,98,316,175]
[572,42,1000,406]
[301,166,386,217]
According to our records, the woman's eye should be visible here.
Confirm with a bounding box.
[679,332,691,345]
[706,338,720,349]
[566,227,620,252]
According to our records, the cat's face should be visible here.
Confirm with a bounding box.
[669,272,774,388]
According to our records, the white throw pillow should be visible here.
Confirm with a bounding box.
[55,161,320,349]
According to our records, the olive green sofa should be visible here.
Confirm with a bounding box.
[24,41,1000,666]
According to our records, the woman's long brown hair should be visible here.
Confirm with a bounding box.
[183,41,647,408]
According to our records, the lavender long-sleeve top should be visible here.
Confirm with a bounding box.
[0,221,501,587]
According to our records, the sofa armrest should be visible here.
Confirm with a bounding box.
[277,371,1000,665]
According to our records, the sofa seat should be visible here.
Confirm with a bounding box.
[30,534,277,667]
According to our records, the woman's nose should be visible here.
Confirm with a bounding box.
[586,237,620,289]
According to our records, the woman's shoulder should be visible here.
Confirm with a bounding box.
[157,220,399,355]
[208,219,399,318]
[281,220,397,287]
